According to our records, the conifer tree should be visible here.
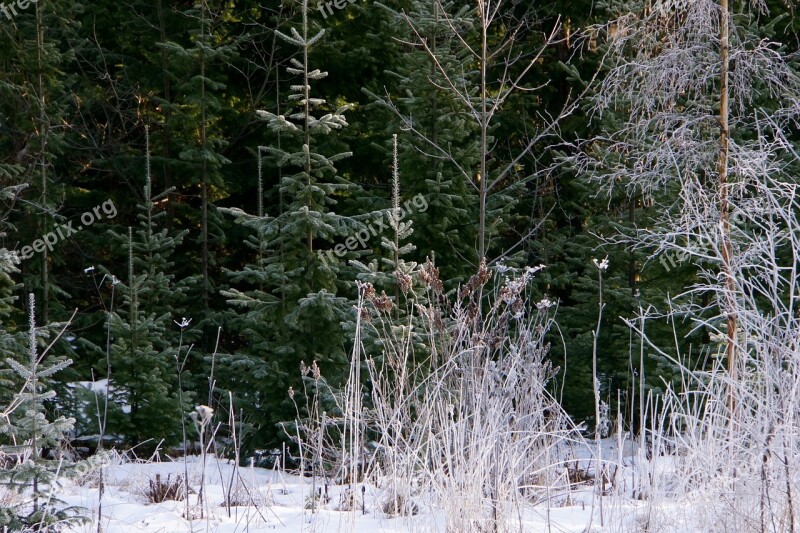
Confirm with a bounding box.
[98,128,191,448]
[0,294,83,530]
[347,137,413,274]
[347,134,445,380]
[155,0,236,347]
[0,218,28,411]
[0,0,81,324]
[367,0,480,283]
[220,0,363,447]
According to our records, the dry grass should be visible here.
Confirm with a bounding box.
[221,480,270,508]
[146,473,186,503]
[379,489,418,517]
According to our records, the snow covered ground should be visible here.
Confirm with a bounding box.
[48,435,725,533]
[56,452,614,533]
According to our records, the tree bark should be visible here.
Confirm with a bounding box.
[717,0,736,423]
[200,1,209,312]
[157,0,174,231]
[36,0,48,324]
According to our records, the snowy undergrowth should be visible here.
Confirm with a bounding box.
[51,436,751,533]
[25,249,800,532]
[57,452,601,533]
[278,260,599,533]
[354,262,583,532]
[561,2,800,531]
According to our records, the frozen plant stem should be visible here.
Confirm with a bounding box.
[224,392,237,516]
[28,294,39,515]
[98,273,117,533]
[592,259,606,527]
[637,300,647,496]
[174,321,193,520]
[208,326,221,408]
[193,405,214,521]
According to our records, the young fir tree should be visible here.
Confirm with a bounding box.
[0,294,84,530]
[220,0,363,448]
[367,0,480,284]
[305,0,404,222]
[0,229,28,411]
[351,136,416,281]
[347,134,453,390]
[216,148,280,446]
[99,128,191,449]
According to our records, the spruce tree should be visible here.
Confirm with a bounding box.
[367,0,480,283]
[97,128,191,449]
[220,0,364,448]
[0,214,28,411]
[0,294,84,531]
[155,0,236,352]
[0,0,82,324]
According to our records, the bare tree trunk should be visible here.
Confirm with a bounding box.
[478,1,488,261]
[717,0,736,425]
[157,0,174,231]
[36,0,48,324]
[200,0,209,312]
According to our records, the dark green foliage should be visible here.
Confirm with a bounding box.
[94,133,191,449]
[219,0,363,448]
[0,502,88,533]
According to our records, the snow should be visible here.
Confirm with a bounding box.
[73,379,130,414]
[58,453,604,532]
[75,379,110,395]
[31,433,740,532]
